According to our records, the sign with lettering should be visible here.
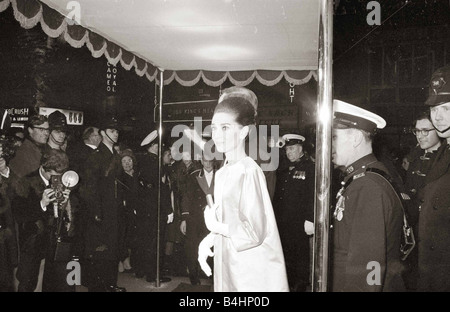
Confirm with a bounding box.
[107,62,117,93]
[155,100,217,123]
[6,108,30,123]
[39,107,84,126]
[155,100,298,129]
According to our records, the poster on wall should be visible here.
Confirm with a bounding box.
[39,107,84,126]
[6,108,30,127]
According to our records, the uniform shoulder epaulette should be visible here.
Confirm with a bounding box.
[190,169,202,175]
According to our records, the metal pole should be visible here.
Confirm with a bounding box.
[312,0,333,292]
[156,69,164,287]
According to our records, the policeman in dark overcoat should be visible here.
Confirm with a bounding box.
[273,133,315,292]
[82,116,126,292]
[417,65,450,291]
[330,100,405,292]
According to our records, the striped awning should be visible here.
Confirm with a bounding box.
[1,0,319,86]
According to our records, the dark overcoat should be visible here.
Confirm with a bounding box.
[272,154,315,289]
[418,143,450,291]
[82,143,123,261]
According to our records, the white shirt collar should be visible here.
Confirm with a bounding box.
[204,169,213,187]
[85,143,97,150]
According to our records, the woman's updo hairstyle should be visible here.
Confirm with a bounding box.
[214,97,256,127]
[214,87,258,127]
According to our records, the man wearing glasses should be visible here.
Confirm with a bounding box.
[417,65,450,291]
[9,115,50,178]
[402,111,442,290]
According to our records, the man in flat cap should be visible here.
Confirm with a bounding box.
[81,116,126,292]
[272,133,315,292]
[417,65,450,291]
[330,100,405,292]
[46,110,68,151]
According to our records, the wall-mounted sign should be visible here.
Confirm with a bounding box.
[257,105,298,129]
[154,100,298,129]
[6,108,30,124]
[155,99,217,123]
[39,107,84,126]
[107,62,117,93]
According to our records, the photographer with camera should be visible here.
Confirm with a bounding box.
[12,149,75,292]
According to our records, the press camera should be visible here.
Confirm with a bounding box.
[50,170,79,203]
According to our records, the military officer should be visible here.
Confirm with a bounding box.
[418,65,450,291]
[330,100,405,292]
[273,133,315,292]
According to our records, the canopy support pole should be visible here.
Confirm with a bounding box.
[312,0,333,292]
[156,70,164,288]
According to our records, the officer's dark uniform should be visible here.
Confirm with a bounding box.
[181,168,214,285]
[331,154,405,291]
[273,135,315,292]
[331,100,405,292]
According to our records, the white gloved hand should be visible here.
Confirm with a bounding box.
[304,220,314,235]
[180,220,187,236]
[204,203,229,236]
[198,233,215,277]
[167,212,174,224]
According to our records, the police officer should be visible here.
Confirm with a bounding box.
[418,65,450,291]
[273,133,315,292]
[82,116,126,292]
[46,110,68,151]
[330,100,405,292]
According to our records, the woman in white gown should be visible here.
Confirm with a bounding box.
[198,91,289,292]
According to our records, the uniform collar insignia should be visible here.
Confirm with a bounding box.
[346,166,354,175]
[432,77,446,94]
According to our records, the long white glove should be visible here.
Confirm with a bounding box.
[167,212,174,224]
[198,233,215,277]
[304,220,314,235]
[204,203,229,236]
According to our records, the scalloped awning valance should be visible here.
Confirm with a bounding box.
[0,0,319,86]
